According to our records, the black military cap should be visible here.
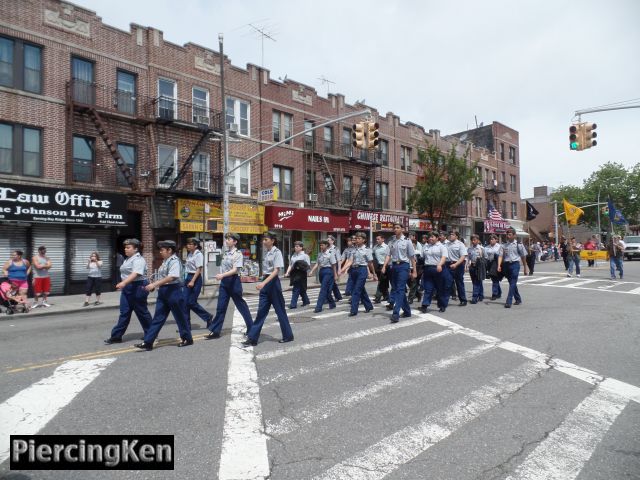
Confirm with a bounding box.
[225,233,241,242]
[157,240,177,250]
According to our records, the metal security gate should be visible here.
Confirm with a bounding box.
[69,228,113,284]
[31,224,66,295]
[0,226,29,275]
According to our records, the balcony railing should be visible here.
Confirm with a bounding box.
[147,168,223,194]
[450,203,468,217]
[484,179,507,193]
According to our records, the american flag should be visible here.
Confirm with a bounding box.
[487,203,505,221]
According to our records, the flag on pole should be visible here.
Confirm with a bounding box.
[607,198,628,225]
[563,199,584,225]
[487,203,505,221]
[525,201,539,221]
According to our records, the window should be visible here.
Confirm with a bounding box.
[501,200,507,218]
[359,178,369,205]
[401,146,412,171]
[193,152,209,191]
[273,166,292,200]
[157,145,177,187]
[0,123,41,176]
[271,111,292,145]
[379,139,389,166]
[510,174,517,192]
[116,70,136,115]
[375,182,389,209]
[323,173,334,192]
[303,120,314,151]
[323,126,333,154]
[342,176,352,204]
[72,135,95,182]
[509,146,516,164]
[0,36,42,93]
[158,78,176,120]
[501,171,506,184]
[475,197,483,218]
[306,170,316,194]
[72,57,94,104]
[401,186,412,212]
[116,143,136,187]
[227,157,250,195]
[226,97,249,136]
[341,127,352,157]
[272,111,281,143]
[511,202,518,219]
[499,142,505,161]
[192,87,209,124]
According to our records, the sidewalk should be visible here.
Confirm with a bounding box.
[2,278,333,319]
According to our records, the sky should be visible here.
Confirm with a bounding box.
[73,0,640,198]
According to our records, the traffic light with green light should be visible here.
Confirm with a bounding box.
[569,124,580,150]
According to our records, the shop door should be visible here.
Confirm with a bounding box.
[69,228,113,292]
[31,225,66,295]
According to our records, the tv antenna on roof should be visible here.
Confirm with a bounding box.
[248,22,277,68]
[318,75,335,96]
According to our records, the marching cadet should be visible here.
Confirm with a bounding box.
[308,240,337,313]
[183,238,213,328]
[407,232,423,304]
[105,238,152,344]
[341,236,357,297]
[339,232,376,317]
[372,234,390,304]
[326,235,343,303]
[446,231,468,306]
[497,227,529,308]
[285,241,311,309]
[485,234,503,300]
[205,233,253,339]
[135,240,193,351]
[381,223,417,323]
[466,234,486,304]
[420,232,448,313]
[243,232,294,347]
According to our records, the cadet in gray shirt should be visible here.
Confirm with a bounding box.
[339,232,376,316]
[446,231,468,305]
[382,224,417,322]
[183,238,211,328]
[372,235,390,303]
[498,227,529,308]
[285,241,311,309]
[327,235,343,302]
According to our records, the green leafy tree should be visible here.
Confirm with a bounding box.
[407,145,480,228]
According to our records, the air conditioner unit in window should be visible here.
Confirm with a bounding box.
[195,180,209,191]
[226,185,236,194]
[308,193,318,202]
[361,199,370,207]
[227,123,239,134]
[195,115,210,125]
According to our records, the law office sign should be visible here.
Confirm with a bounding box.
[0,184,128,226]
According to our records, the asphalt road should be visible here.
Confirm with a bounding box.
[1,259,639,479]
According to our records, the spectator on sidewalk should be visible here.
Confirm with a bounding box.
[32,246,52,308]
[1,278,30,313]
[84,251,103,306]
[3,250,30,298]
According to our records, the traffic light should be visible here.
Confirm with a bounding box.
[367,122,380,149]
[582,122,597,149]
[569,124,581,151]
[352,122,366,149]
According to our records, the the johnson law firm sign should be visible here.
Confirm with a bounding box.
[0,184,128,226]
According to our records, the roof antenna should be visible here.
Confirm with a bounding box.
[318,75,335,96]
[248,23,276,68]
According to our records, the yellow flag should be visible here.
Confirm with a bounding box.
[563,198,584,225]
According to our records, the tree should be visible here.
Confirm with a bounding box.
[407,144,480,228]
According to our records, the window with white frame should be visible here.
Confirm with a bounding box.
[157,145,177,187]
[401,146,412,171]
[323,126,333,154]
[401,186,412,211]
[475,197,483,218]
[226,97,249,136]
[158,78,176,120]
[227,157,250,195]
[192,87,209,124]
[272,110,293,145]
[193,152,209,191]
[375,182,389,209]
[510,174,517,192]
[509,146,517,164]
[116,143,136,187]
[379,139,389,166]
[511,202,518,219]
[273,166,293,200]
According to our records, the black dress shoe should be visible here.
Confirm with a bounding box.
[302,302,310,307]
[420,306,429,313]
[104,337,122,345]
[178,339,194,347]
[313,308,322,313]
[385,304,394,311]
[504,304,511,308]
[365,307,374,313]
[390,314,400,323]
[373,299,381,304]
[348,312,358,317]
[514,301,522,305]
[134,342,153,351]
[205,331,221,340]
[470,300,477,304]
[241,339,257,347]
[439,307,446,312]
[278,337,294,343]
[401,312,411,318]
[459,301,467,306]
[490,296,498,301]
[288,306,297,309]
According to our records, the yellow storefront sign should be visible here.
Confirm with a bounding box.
[176,199,265,233]
[179,220,205,232]
[580,250,609,261]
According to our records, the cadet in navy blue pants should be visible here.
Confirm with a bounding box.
[135,241,193,350]
[497,227,529,308]
[105,238,152,344]
[420,232,448,313]
[183,238,213,328]
[327,235,343,302]
[243,232,294,347]
[382,224,417,323]
[339,232,376,316]
[308,240,337,313]
[205,233,253,339]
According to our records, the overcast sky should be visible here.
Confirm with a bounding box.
[74,0,640,198]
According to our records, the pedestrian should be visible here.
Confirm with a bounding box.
[566,237,582,277]
[2,250,30,298]
[340,236,357,297]
[309,239,338,313]
[407,232,423,304]
[608,235,625,280]
[0,278,30,313]
[372,234,389,304]
[381,223,417,323]
[485,234,503,300]
[583,236,596,267]
[104,239,152,344]
[243,232,294,347]
[525,241,536,276]
[497,227,529,308]
[135,240,192,350]
[559,237,569,270]
[446,231,468,306]
[420,232,448,313]
[205,233,254,339]
[339,232,376,317]
[467,234,486,304]
[183,238,213,328]
[285,241,311,309]
[326,235,343,302]
[31,246,52,308]
[84,251,103,306]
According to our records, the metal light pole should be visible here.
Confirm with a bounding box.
[219,33,230,238]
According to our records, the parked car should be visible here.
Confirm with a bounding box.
[623,235,640,260]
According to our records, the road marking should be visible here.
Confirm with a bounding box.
[217,308,269,480]
[261,330,453,385]
[505,386,628,480]
[537,278,576,286]
[423,314,640,404]
[517,276,555,284]
[312,361,545,480]
[627,286,640,294]
[0,358,115,464]
[266,342,496,436]
[256,316,435,361]
[566,279,600,288]
[313,307,366,319]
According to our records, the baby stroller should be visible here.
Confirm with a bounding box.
[0,277,30,314]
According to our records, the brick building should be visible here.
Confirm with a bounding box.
[0,0,523,293]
